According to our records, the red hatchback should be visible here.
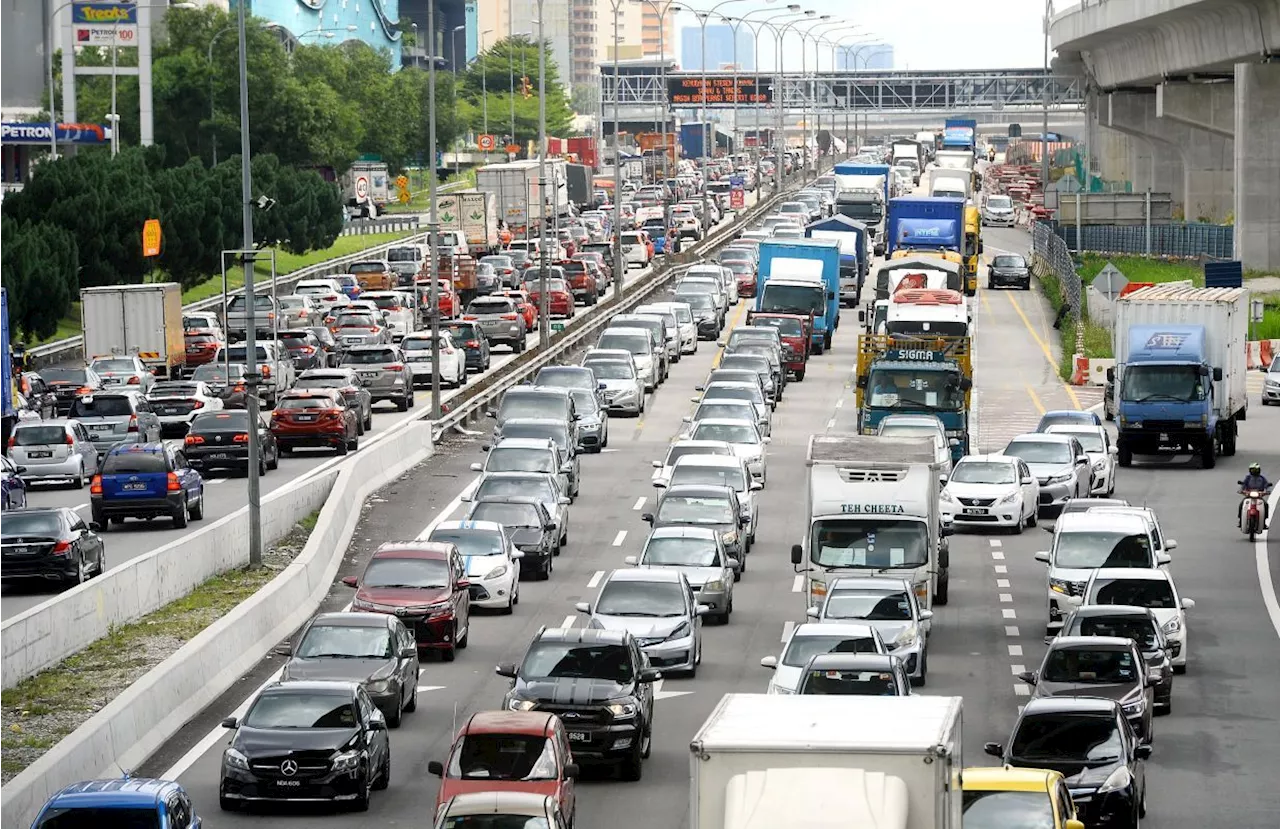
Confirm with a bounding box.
[428,712,579,825]
[184,328,222,368]
[746,312,813,380]
[343,542,472,661]
[269,389,358,455]
[526,276,575,319]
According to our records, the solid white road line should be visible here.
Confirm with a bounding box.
[1256,488,1280,640]
[791,575,804,593]
[611,531,627,547]
[632,496,647,511]
[587,570,604,588]
[560,614,577,629]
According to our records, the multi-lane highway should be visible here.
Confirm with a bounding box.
[134,224,1280,826]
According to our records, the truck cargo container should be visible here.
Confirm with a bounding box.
[928,168,971,201]
[475,159,569,234]
[941,119,977,151]
[833,164,891,252]
[805,215,868,306]
[886,197,966,261]
[80,284,186,378]
[565,163,592,207]
[891,139,925,171]
[690,694,964,829]
[680,122,715,160]
[791,433,951,608]
[1108,284,1248,469]
[341,161,390,219]
[566,135,599,169]
[434,191,500,257]
[756,239,841,353]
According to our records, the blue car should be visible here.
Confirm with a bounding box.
[32,777,202,828]
[1,456,27,511]
[1036,409,1103,432]
[91,442,205,531]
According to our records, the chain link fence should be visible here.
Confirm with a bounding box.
[1048,221,1234,259]
[1032,221,1082,321]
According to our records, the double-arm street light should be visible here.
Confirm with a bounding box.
[794,17,837,178]
[632,0,676,223]
[479,28,494,135]
[773,11,817,185]
[805,22,858,167]
[836,41,889,149]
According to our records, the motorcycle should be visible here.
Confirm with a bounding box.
[1239,488,1272,541]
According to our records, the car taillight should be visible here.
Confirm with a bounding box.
[127,415,139,432]
[324,295,338,302]
[299,345,316,354]
[299,311,308,318]
[501,314,519,321]
[185,435,205,445]
[90,475,103,494]
[6,436,14,448]
[267,312,276,320]
[192,400,204,409]
[232,384,245,393]
[167,472,182,492]
[233,434,249,443]
[342,386,358,394]
[466,340,480,348]
[127,376,141,384]
[50,539,72,556]
[388,306,402,312]
[77,386,93,395]
[261,365,272,378]
[463,315,478,321]
[369,327,380,333]
[384,364,404,371]
[323,408,344,419]
[65,433,75,445]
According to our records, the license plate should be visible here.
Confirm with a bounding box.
[567,732,589,743]
[275,780,302,787]
[90,424,114,432]
[293,414,316,422]
[27,451,52,458]
[962,507,987,515]
[123,482,148,491]
[1159,433,1169,441]
[207,452,231,460]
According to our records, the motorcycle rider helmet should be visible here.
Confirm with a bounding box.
[1250,463,1262,474]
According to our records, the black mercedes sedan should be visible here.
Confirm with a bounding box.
[0,507,105,588]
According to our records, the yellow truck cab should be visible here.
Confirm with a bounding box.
[961,766,1085,829]
[962,207,982,296]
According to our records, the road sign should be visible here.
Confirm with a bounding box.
[730,189,745,210]
[1092,262,1128,301]
[478,134,496,152]
[142,219,162,257]
[505,143,520,154]
[354,175,369,201]
[551,322,566,332]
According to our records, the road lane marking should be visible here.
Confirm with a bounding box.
[1008,644,1023,657]
[416,685,446,693]
[587,570,605,588]
[632,496,647,511]
[835,398,843,408]
[560,614,577,629]
[1014,684,1031,696]
[791,575,804,593]
[1010,664,1025,675]
[1004,290,1084,410]
[994,564,1008,574]
[653,679,695,700]
[999,593,1013,603]
[781,620,795,643]
[611,531,627,547]
[1255,488,1280,640]
[826,418,835,429]
[991,551,1005,560]
[1002,608,1017,619]
[989,539,1002,547]
[997,578,1011,588]
[415,477,479,539]
[1025,385,1046,416]
[1004,626,1020,637]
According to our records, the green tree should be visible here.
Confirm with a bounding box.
[570,84,598,116]
[152,158,227,287]
[1,217,80,341]
[457,37,574,144]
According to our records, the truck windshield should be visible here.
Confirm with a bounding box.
[867,367,965,411]
[836,202,882,221]
[810,519,929,568]
[886,320,969,338]
[760,284,824,316]
[1119,364,1207,402]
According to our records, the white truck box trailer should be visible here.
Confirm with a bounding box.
[80,283,186,377]
[435,190,500,257]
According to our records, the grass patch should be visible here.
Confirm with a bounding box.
[0,511,319,782]
[1075,254,1203,287]
[1253,299,1280,341]
[1033,259,1114,381]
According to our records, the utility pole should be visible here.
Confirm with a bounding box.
[611,0,623,301]
[429,0,442,418]
[1042,0,1052,188]
[537,7,550,349]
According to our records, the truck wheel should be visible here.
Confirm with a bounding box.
[1201,437,1217,469]
[794,367,806,382]
[934,575,949,606]
[1223,421,1238,456]
[1117,442,1133,467]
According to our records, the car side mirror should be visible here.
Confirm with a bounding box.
[681,416,693,422]
[940,521,955,537]
[368,714,386,731]
[469,462,483,472]
[1134,744,1153,760]
[1064,820,1086,829]
[399,643,418,658]
[983,741,1004,758]
[641,512,655,524]
[563,762,580,779]
[575,601,591,614]
[762,436,772,444]
[638,667,662,683]
[1181,598,1196,609]
[274,641,293,657]
[89,522,103,532]
[486,410,497,418]
[1212,367,1223,382]
[651,460,663,468]
[495,662,518,679]
[1146,668,1162,686]
[624,555,639,566]
[791,544,803,566]
[1106,367,1116,382]
[749,482,763,492]
[695,604,710,617]
[806,606,819,618]
[341,576,358,587]
[727,557,741,571]
[759,656,778,669]
[1017,670,1037,685]
[456,578,471,589]
[222,717,239,729]
[427,760,445,777]
[460,493,472,502]
[558,496,571,506]
[1034,551,1051,563]
[1165,539,1177,551]
[1156,552,1171,566]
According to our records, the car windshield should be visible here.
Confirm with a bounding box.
[867,368,966,411]
[642,537,721,566]
[369,295,404,310]
[448,734,558,781]
[488,447,556,474]
[362,557,449,589]
[243,692,359,729]
[810,519,930,568]
[1077,616,1160,650]
[430,529,505,557]
[986,197,1015,210]
[680,294,715,311]
[192,365,245,383]
[1055,431,1104,452]
[35,808,161,829]
[992,257,1026,273]
[961,791,1054,829]
[799,670,899,696]
[536,368,595,390]
[1038,413,1094,429]
[470,502,542,528]
[69,397,133,418]
[596,333,649,355]
[445,324,481,341]
[296,376,351,390]
[90,359,137,373]
[695,402,756,423]
[704,386,761,404]
[656,495,734,524]
[228,295,276,310]
[761,285,823,315]
[568,390,599,414]
[499,424,567,450]
[1120,364,1207,403]
[342,350,396,365]
[521,641,633,681]
[878,425,942,444]
[690,423,758,444]
[950,461,1017,485]
[587,362,633,379]
[1,512,63,535]
[1092,577,1176,609]
[387,247,420,262]
[1010,714,1123,764]
[1042,647,1138,684]
[1055,531,1152,569]
[663,445,730,468]
[41,368,89,384]
[470,299,514,315]
[296,624,393,659]
[476,477,554,502]
[720,356,769,375]
[782,634,879,667]
[499,394,567,421]
[192,411,250,430]
[335,315,378,329]
[596,580,687,617]
[401,336,442,352]
[13,425,68,446]
[752,317,803,337]
[669,465,746,491]
[824,590,912,621]
[1005,440,1072,464]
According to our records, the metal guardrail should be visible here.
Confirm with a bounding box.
[341,216,422,236]
[25,232,428,370]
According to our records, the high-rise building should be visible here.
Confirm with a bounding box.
[598,0,645,63]
[835,42,894,70]
[570,0,599,90]
[678,24,753,71]
[234,0,406,66]
[640,1,676,59]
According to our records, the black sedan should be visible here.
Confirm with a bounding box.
[184,410,280,475]
[1,507,106,588]
[985,697,1150,829]
[219,680,390,812]
[988,253,1031,290]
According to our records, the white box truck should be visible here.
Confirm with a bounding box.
[476,159,569,235]
[435,190,500,257]
[928,169,971,202]
[690,694,964,829]
[80,283,186,378]
[341,161,390,218]
[791,433,951,609]
[1109,284,1249,468]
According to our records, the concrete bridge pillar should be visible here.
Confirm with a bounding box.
[1234,62,1280,271]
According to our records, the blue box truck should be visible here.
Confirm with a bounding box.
[885,196,966,258]
[942,118,977,151]
[755,238,841,353]
[805,215,868,307]
[680,122,715,159]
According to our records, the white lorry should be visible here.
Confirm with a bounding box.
[689,694,964,829]
[791,433,951,609]
[928,168,971,202]
[435,190,500,257]
[80,283,186,378]
[476,159,569,234]
[341,161,390,219]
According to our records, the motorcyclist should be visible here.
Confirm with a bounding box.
[1238,463,1272,529]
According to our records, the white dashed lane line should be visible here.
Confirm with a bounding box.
[587,570,604,589]
[611,531,627,547]
[791,575,804,593]
[632,496,647,511]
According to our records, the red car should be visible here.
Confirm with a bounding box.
[417,278,459,319]
[343,541,472,661]
[559,260,599,306]
[746,312,813,381]
[428,712,579,825]
[723,261,756,297]
[573,251,612,287]
[525,276,575,319]
[183,328,222,368]
[502,290,539,332]
[269,389,359,455]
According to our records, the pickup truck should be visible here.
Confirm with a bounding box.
[213,341,297,407]
[225,294,282,341]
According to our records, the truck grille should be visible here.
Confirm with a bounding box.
[1140,420,1184,432]
[837,469,905,483]
[536,704,609,725]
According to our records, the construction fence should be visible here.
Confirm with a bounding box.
[1045,220,1234,259]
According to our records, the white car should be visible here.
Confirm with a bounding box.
[982,194,1016,226]
[400,331,466,388]
[1074,567,1195,673]
[294,279,350,314]
[696,382,770,430]
[426,520,523,612]
[671,209,702,241]
[646,301,698,355]
[759,622,887,694]
[686,264,738,304]
[680,399,769,439]
[804,577,933,684]
[876,413,956,475]
[1045,424,1118,496]
[660,454,761,545]
[941,454,1040,532]
[362,291,417,341]
[620,232,651,269]
[685,418,770,485]
[88,355,154,393]
[1035,511,1171,632]
[650,439,736,487]
[1084,505,1178,561]
[145,380,224,435]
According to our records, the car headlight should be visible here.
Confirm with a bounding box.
[1093,459,1107,470]
[508,698,538,711]
[607,701,638,719]
[1120,696,1145,716]
[940,489,956,503]
[666,621,692,641]
[704,579,725,592]
[366,678,392,694]
[1162,617,1182,635]
[223,748,250,771]
[768,681,792,695]
[892,625,920,650]
[331,749,362,772]
[1049,577,1071,595]
[484,564,509,580]
[721,530,738,545]
[1048,473,1074,484]
[997,491,1020,505]
[1098,764,1133,794]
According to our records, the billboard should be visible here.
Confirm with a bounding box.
[72,2,137,48]
[1,122,112,145]
[667,76,772,107]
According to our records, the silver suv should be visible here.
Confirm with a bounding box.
[67,391,163,458]
[340,344,415,411]
[465,296,526,352]
[225,294,282,340]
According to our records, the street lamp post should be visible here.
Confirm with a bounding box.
[774,12,815,189]
[633,0,675,223]
[428,0,443,419]
[480,28,493,136]
[806,23,855,171]
[606,0,624,302]
[534,7,551,349]
[836,41,883,150]
[795,16,831,180]
[728,9,802,195]
[1042,0,1053,187]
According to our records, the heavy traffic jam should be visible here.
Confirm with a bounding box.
[3,128,1272,829]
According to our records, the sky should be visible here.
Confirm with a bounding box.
[672,0,1052,72]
